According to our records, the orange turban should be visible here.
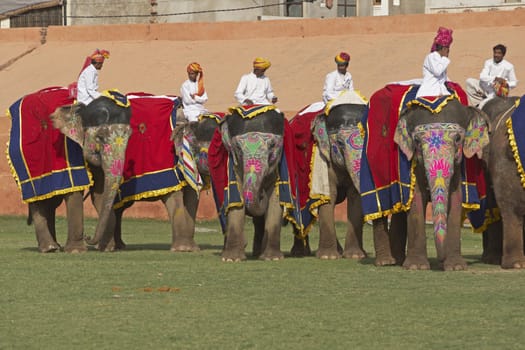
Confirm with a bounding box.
[253,57,271,70]
[335,52,350,65]
[187,62,205,97]
[91,49,110,63]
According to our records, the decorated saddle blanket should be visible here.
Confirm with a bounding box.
[114,94,184,208]
[505,95,525,189]
[207,119,298,233]
[7,87,92,203]
[361,82,489,230]
[200,112,225,123]
[288,103,331,237]
[101,89,130,107]
[228,104,277,119]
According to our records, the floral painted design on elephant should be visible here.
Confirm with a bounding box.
[232,132,283,205]
[329,127,363,190]
[413,123,465,244]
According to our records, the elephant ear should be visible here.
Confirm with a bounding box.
[50,104,85,146]
[464,106,490,159]
[393,115,414,161]
[171,121,188,157]
[312,114,330,162]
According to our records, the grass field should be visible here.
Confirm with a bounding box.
[1,215,525,350]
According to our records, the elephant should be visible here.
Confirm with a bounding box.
[51,94,132,251]
[289,103,370,260]
[111,114,221,252]
[209,108,292,261]
[479,95,525,268]
[392,98,490,270]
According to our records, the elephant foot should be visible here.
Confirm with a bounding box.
[221,250,246,262]
[501,255,525,269]
[260,249,284,261]
[481,253,502,265]
[114,239,126,251]
[374,255,397,266]
[316,248,341,260]
[342,248,367,260]
[38,241,61,253]
[64,242,88,254]
[442,256,468,271]
[402,256,430,270]
[171,242,200,252]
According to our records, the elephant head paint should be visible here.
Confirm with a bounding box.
[394,98,489,258]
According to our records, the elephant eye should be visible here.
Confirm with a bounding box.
[454,134,462,143]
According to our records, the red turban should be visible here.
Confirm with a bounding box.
[90,49,110,63]
[187,62,205,97]
[430,27,453,52]
[335,52,350,65]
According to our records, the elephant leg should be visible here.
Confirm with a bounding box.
[259,190,284,261]
[29,200,60,253]
[113,207,126,250]
[500,210,525,269]
[372,217,396,266]
[222,207,246,261]
[63,191,87,253]
[481,222,502,265]
[252,216,264,258]
[342,186,366,260]
[89,188,117,252]
[290,234,311,257]
[389,212,407,265]
[166,188,200,252]
[316,201,340,259]
[403,185,430,270]
[441,186,467,271]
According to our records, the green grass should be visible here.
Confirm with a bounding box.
[1,215,525,350]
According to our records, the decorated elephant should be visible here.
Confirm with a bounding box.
[208,105,297,261]
[7,87,131,252]
[361,83,490,270]
[478,95,525,268]
[110,94,222,252]
[288,101,369,260]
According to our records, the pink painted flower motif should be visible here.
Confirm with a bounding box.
[110,159,124,177]
[69,128,78,137]
[244,190,254,204]
[351,159,361,173]
[245,158,262,174]
[103,144,112,154]
[427,158,451,179]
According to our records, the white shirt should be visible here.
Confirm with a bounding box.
[322,70,354,103]
[416,51,451,98]
[479,58,518,96]
[77,64,101,105]
[234,72,276,105]
[180,79,208,122]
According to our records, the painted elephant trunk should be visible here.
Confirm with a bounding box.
[85,124,131,246]
[244,187,269,217]
[423,153,454,255]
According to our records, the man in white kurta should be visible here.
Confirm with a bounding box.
[77,49,109,105]
[322,52,354,103]
[181,62,208,122]
[466,44,518,106]
[234,57,277,106]
[416,47,451,98]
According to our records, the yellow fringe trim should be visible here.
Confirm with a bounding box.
[113,182,187,209]
[101,89,130,107]
[228,105,276,119]
[357,121,365,139]
[199,113,223,124]
[506,116,525,190]
[406,94,456,114]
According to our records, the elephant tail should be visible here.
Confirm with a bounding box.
[26,205,32,226]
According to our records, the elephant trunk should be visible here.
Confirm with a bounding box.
[423,156,454,257]
[85,124,131,247]
[244,188,269,217]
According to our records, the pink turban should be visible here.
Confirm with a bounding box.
[431,27,453,52]
[335,52,350,65]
